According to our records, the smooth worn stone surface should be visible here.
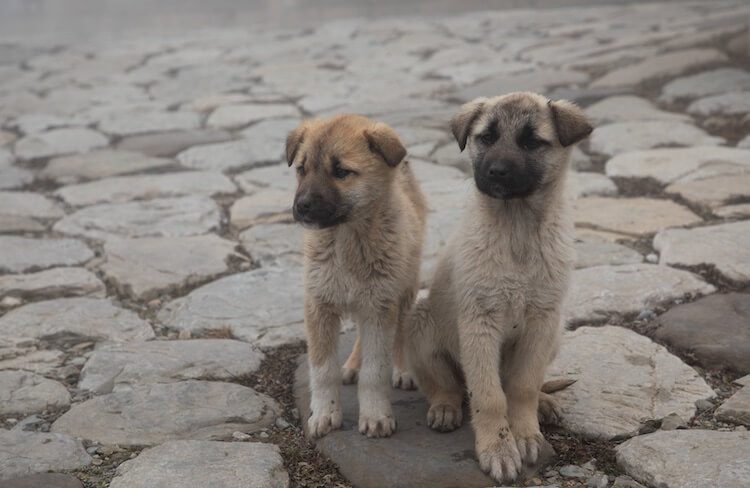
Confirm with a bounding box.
[0,370,71,415]
[158,266,304,347]
[660,68,750,101]
[567,263,715,324]
[585,95,690,124]
[0,473,83,488]
[616,430,750,488]
[666,173,750,209]
[605,146,750,184]
[109,440,289,488]
[0,297,154,344]
[574,197,701,238]
[230,190,292,230]
[0,267,105,300]
[0,191,63,219]
[0,163,33,190]
[177,139,277,172]
[590,48,728,88]
[239,223,302,266]
[97,108,201,136]
[0,430,92,481]
[79,339,265,393]
[0,237,94,273]
[56,171,236,206]
[654,221,750,282]
[41,150,174,184]
[0,337,65,377]
[547,326,713,439]
[0,215,46,233]
[234,164,297,194]
[52,380,279,446]
[116,128,233,157]
[654,293,750,374]
[716,203,750,218]
[574,239,642,269]
[687,91,750,116]
[54,196,221,240]
[294,332,530,488]
[239,118,301,165]
[207,103,299,129]
[100,234,236,300]
[716,387,750,426]
[13,128,108,160]
[588,121,724,156]
[568,172,617,198]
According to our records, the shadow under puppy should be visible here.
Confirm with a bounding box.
[406,92,592,483]
[287,114,427,438]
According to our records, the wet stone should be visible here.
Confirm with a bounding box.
[0,237,94,274]
[79,339,264,393]
[654,293,750,374]
[0,370,71,415]
[0,430,92,481]
[52,380,279,446]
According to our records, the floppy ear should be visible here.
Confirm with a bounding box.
[451,98,487,152]
[364,122,407,167]
[285,123,307,167]
[548,100,593,147]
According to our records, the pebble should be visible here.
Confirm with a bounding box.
[660,412,687,431]
[560,465,587,479]
[275,417,291,429]
[587,473,608,488]
[231,431,251,441]
[645,253,658,263]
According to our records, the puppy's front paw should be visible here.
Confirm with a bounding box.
[342,367,358,384]
[538,391,563,426]
[307,405,343,438]
[427,403,463,432]
[515,430,545,465]
[358,403,396,438]
[391,367,416,390]
[477,432,522,484]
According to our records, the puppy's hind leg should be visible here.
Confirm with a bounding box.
[342,332,361,385]
[392,290,418,390]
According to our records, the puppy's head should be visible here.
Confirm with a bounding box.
[286,114,407,229]
[451,92,592,200]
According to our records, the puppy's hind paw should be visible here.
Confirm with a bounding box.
[391,367,417,390]
[427,403,463,432]
[342,367,358,385]
[538,391,563,426]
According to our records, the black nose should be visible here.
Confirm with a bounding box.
[295,199,312,215]
[487,161,512,180]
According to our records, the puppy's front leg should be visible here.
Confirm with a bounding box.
[358,304,398,437]
[460,320,522,484]
[306,299,343,438]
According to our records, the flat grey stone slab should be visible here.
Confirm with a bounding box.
[0,430,92,482]
[0,337,65,377]
[0,237,94,274]
[666,173,750,209]
[97,108,201,137]
[0,215,46,233]
[52,380,279,446]
[116,128,233,157]
[574,197,701,239]
[41,150,174,184]
[590,48,728,88]
[109,440,289,488]
[0,267,105,300]
[157,266,304,347]
[716,386,750,426]
[654,221,750,282]
[588,121,724,157]
[294,332,540,488]
[0,370,71,415]
[660,67,750,101]
[568,172,617,199]
[13,128,108,160]
[573,239,642,269]
[0,297,154,344]
[100,234,236,300]
[230,190,292,231]
[567,263,715,324]
[56,171,236,206]
[605,146,750,185]
[687,91,750,116]
[1,473,83,488]
[234,164,297,194]
[238,118,301,165]
[0,163,33,190]
[207,103,299,129]
[54,196,221,240]
[585,95,690,124]
[455,68,590,102]
[616,430,750,488]
[716,203,750,219]
[654,293,750,374]
[548,326,714,440]
[79,339,265,393]
[0,191,63,219]
[177,139,280,172]
[239,223,302,267]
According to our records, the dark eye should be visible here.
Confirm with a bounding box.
[479,131,496,145]
[331,158,354,179]
[296,165,305,176]
[520,137,544,150]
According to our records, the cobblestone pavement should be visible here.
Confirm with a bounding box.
[1,1,750,487]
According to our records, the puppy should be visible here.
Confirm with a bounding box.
[406,92,592,483]
[287,114,427,438]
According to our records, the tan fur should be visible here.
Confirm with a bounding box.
[406,93,592,483]
[288,114,427,438]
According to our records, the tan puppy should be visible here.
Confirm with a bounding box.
[287,114,427,438]
[406,92,592,483]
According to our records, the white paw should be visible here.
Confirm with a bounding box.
[307,403,342,438]
[427,403,463,432]
[477,432,522,484]
[342,367,358,385]
[515,431,544,465]
[391,368,416,390]
[358,401,396,438]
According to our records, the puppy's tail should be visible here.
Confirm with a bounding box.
[541,378,576,394]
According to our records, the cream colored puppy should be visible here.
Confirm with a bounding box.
[406,92,592,483]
